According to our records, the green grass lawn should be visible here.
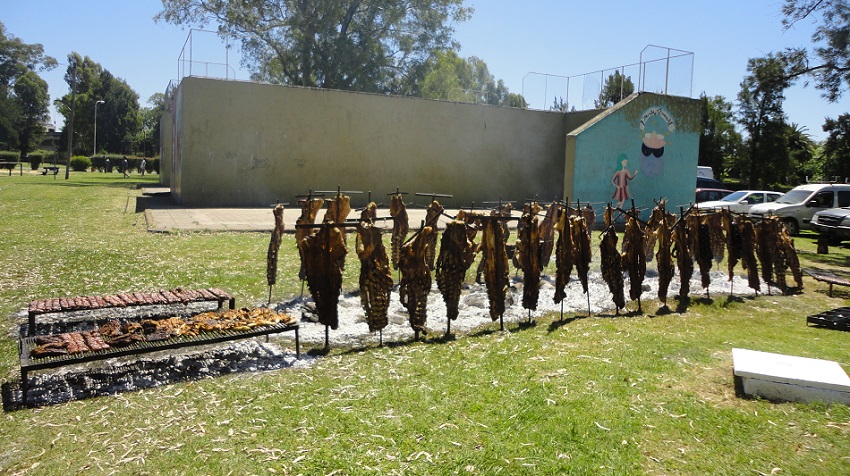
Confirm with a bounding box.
[1,173,849,475]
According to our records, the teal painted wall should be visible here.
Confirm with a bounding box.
[566,93,701,219]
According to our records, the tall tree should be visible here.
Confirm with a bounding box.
[736,54,794,188]
[822,113,850,181]
[419,50,524,106]
[12,70,49,159]
[156,0,472,94]
[782,0,850,101]
[55,53,141,155]
[139,93,166,157]
[595,71,634,108]
[0,22,55,150]
[785,122,816,183]
[698,94,742,179]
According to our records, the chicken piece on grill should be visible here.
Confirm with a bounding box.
[356,222,394,333]
[538,202,560,267]
[672,219,694,301]
[655,212,675,305]
[303,225,348,330]
[389,194,409,270]
[398,226,434,333]
[571,215,592,295]
[553,207,574,304]
[736,216,760,292]
[296,198,324,280]
[424,200,444,271]
[599,218,626,312]
[267,204,285,286]
[687,213,713,290]
[436,220,477,321]
[516,205,542,310]
[481,218,510,321]
[621,215,647,302]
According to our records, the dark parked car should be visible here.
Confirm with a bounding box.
[695,188,733,203]
[697,177,726,189]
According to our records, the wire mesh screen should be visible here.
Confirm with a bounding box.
[177,29,238,83]
[521,45,693,112]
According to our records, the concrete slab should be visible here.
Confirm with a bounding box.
[733,348,850,405]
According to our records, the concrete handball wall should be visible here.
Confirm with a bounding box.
[565,93,702,218]
[171,77,573,207]
[159,96,174,187]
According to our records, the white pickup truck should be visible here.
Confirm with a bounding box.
[748,183,850,235]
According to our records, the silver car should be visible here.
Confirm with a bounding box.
[696,190,783,213]
[812,207,850,243]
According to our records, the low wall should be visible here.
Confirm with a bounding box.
[170,77,574,208]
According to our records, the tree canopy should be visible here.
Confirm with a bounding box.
[156,0,472,94]
[55,53,141,155]
[782,0,850,101]
[699,94,741,178]
[419,50,526,107]
[595,71,634,108]
[0,22,55,154]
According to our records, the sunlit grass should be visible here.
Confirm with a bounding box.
[1,173,849,474]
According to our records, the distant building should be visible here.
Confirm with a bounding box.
[38,122,62,152]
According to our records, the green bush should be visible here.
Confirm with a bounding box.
[70,155,91,172]
[148,157,160,174]
[0,151,19,162]
[27,150,53,170]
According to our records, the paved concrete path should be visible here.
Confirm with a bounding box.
[142,188,480,233]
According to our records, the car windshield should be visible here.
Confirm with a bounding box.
[721,191,747,202]
[776,189,811,204]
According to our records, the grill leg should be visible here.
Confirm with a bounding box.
[21,369,28,405]
[295,328,300,359]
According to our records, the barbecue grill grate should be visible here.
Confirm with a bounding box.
[807,307,850,331]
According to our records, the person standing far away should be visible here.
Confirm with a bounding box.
[140,158,146,177]
[104,158,110,173]
[122,157,128,177]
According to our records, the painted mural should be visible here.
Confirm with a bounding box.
[567,93,700,219]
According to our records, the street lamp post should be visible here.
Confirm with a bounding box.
[93,100,105,156]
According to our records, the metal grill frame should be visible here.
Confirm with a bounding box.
[20,321,299,404]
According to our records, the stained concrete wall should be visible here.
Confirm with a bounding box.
[565,92,702,218]
[170,77,577,207]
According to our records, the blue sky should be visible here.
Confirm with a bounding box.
[4,0,847,140]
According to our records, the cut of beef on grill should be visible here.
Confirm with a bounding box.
[436,220,477,321]
[621,215,646,303]
[389,194,410,270]
[267,204,286,287]
[296,198,325,280]
[553,207,574,304]
[424,200,445,271]
[399,226,434,333]
[655,211,675,306]
[599,213,625,313]
[516,204,542,310]
[303,226,348,330]
[481,218,510,321]
[356,221,394,333]
[537,201,560,267]
[570,215,591,295]
[672,218,694,301]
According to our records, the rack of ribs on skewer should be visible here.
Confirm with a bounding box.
[267,204,285,287]
[398,226,434,333]
[436,220,477,321]
[356,221,394,333]
[303,225,347,330]
[389,194,409,270]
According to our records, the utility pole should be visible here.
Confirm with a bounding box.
[65,58,77,180]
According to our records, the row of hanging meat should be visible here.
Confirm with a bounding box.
[265,193,803,334]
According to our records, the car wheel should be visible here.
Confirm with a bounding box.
[783,218,799,236]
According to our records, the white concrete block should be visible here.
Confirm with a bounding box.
[732,348,850,405]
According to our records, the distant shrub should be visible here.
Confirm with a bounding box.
[0,151,19,162]
[28,150,52,170]
[70,155,91,172]
[148,157,160,174]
